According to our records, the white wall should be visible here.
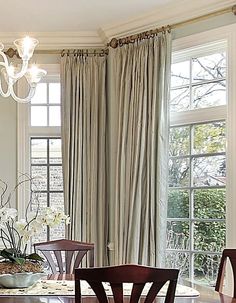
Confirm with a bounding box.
[0,97,17,205]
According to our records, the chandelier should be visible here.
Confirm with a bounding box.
[0,36,47,103]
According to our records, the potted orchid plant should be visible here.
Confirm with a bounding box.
[0,174,70,281]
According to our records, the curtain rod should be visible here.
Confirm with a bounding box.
[107,4,236,48]
[4,47,109,58]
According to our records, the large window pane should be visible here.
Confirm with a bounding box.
[169,158,190,187]
[31,83,47,104]
[31,139,47,164]
[171,60,190,87]
[192,53,226,83]
[31,166,47,190]
[194,221,226,251]
[169,126,190,156]
[49,83,61,104]
[194,253,222,285]
[167,221,190,249]
[31,106,47,126]
[50,193,64,209]
[31,193,47,211]
[49,166,63,191]
[193,121,226,154]
[168,189,189,218]
[192,80,226,109]
[193,155,226,187]
[194,189,226,219]
[170,87,190,112]
[166,251,189,278]
[49,139,62,164]
[49,106,61,126]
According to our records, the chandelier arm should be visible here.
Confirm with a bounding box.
[0,51,11,70]
[9,84,36,103]
[0,37,47,103]
[0,51,29,80]
[9,60,29,80]
[0,76,11,98]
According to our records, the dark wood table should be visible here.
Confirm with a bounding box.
[0,274,234,303]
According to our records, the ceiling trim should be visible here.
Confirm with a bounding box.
[99,0,236,41]
[0,32,104,50]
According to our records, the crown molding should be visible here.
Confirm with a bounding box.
[100,0,236,42]
[0,0,235,49]
[0,31,105,50]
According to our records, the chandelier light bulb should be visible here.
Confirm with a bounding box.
[26,65,47,86]
[14,36,39,61]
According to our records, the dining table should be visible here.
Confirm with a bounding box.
[0,274,233,303]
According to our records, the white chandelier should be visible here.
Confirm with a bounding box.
[0,36,47,103]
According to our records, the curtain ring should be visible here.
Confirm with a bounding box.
[61,49,65,57]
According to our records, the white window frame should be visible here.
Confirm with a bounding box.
[17,64,60,218]
[170,23,236,290]
[169,40,227,281]
[172,22,236,249]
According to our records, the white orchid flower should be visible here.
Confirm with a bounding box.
[0,207,17,222]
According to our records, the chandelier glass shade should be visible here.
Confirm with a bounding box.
[0,36,47,103]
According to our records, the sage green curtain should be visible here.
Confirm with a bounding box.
[60,54,108,266]
[112,32,171,265]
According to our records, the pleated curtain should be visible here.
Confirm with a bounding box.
[60,54,108,266]
[111,32,172,265]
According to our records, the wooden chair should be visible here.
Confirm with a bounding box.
[34,239,94,274]
[215,249,236,298]
[75,264,179,303]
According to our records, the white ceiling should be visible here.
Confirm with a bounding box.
[0,0,234,48]
[1,0,174,32]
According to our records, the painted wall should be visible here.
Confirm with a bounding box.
[0,97,17,202]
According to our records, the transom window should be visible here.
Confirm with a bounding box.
[31,82,61,126]
[166,43,227,285]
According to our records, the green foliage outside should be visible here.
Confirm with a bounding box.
[167,188,226,282]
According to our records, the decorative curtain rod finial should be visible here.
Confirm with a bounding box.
[4,48,20,59]
[232,4,236,15]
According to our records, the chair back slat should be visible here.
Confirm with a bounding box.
[144,282,165,303]
[215,249,236,298]
[65,251,75,273]
[110,282,123,303]
[75,264,179,303]
[34,239,94,274]
[130,283,145,303]
[54,251,64,274]
[165,280,178,303]
[42,251,58,274]
[88,281,109,303]
[74,251,87,268]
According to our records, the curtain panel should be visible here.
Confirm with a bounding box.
[111,32,172,266]
[60,54,108,266]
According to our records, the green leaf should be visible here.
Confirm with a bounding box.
[14,258,26,266]
[26,253,44,262]
[0,249,17,262]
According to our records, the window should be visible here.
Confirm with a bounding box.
[17,65,64,243]
[166,43,227,285]
[31,137,64,242]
